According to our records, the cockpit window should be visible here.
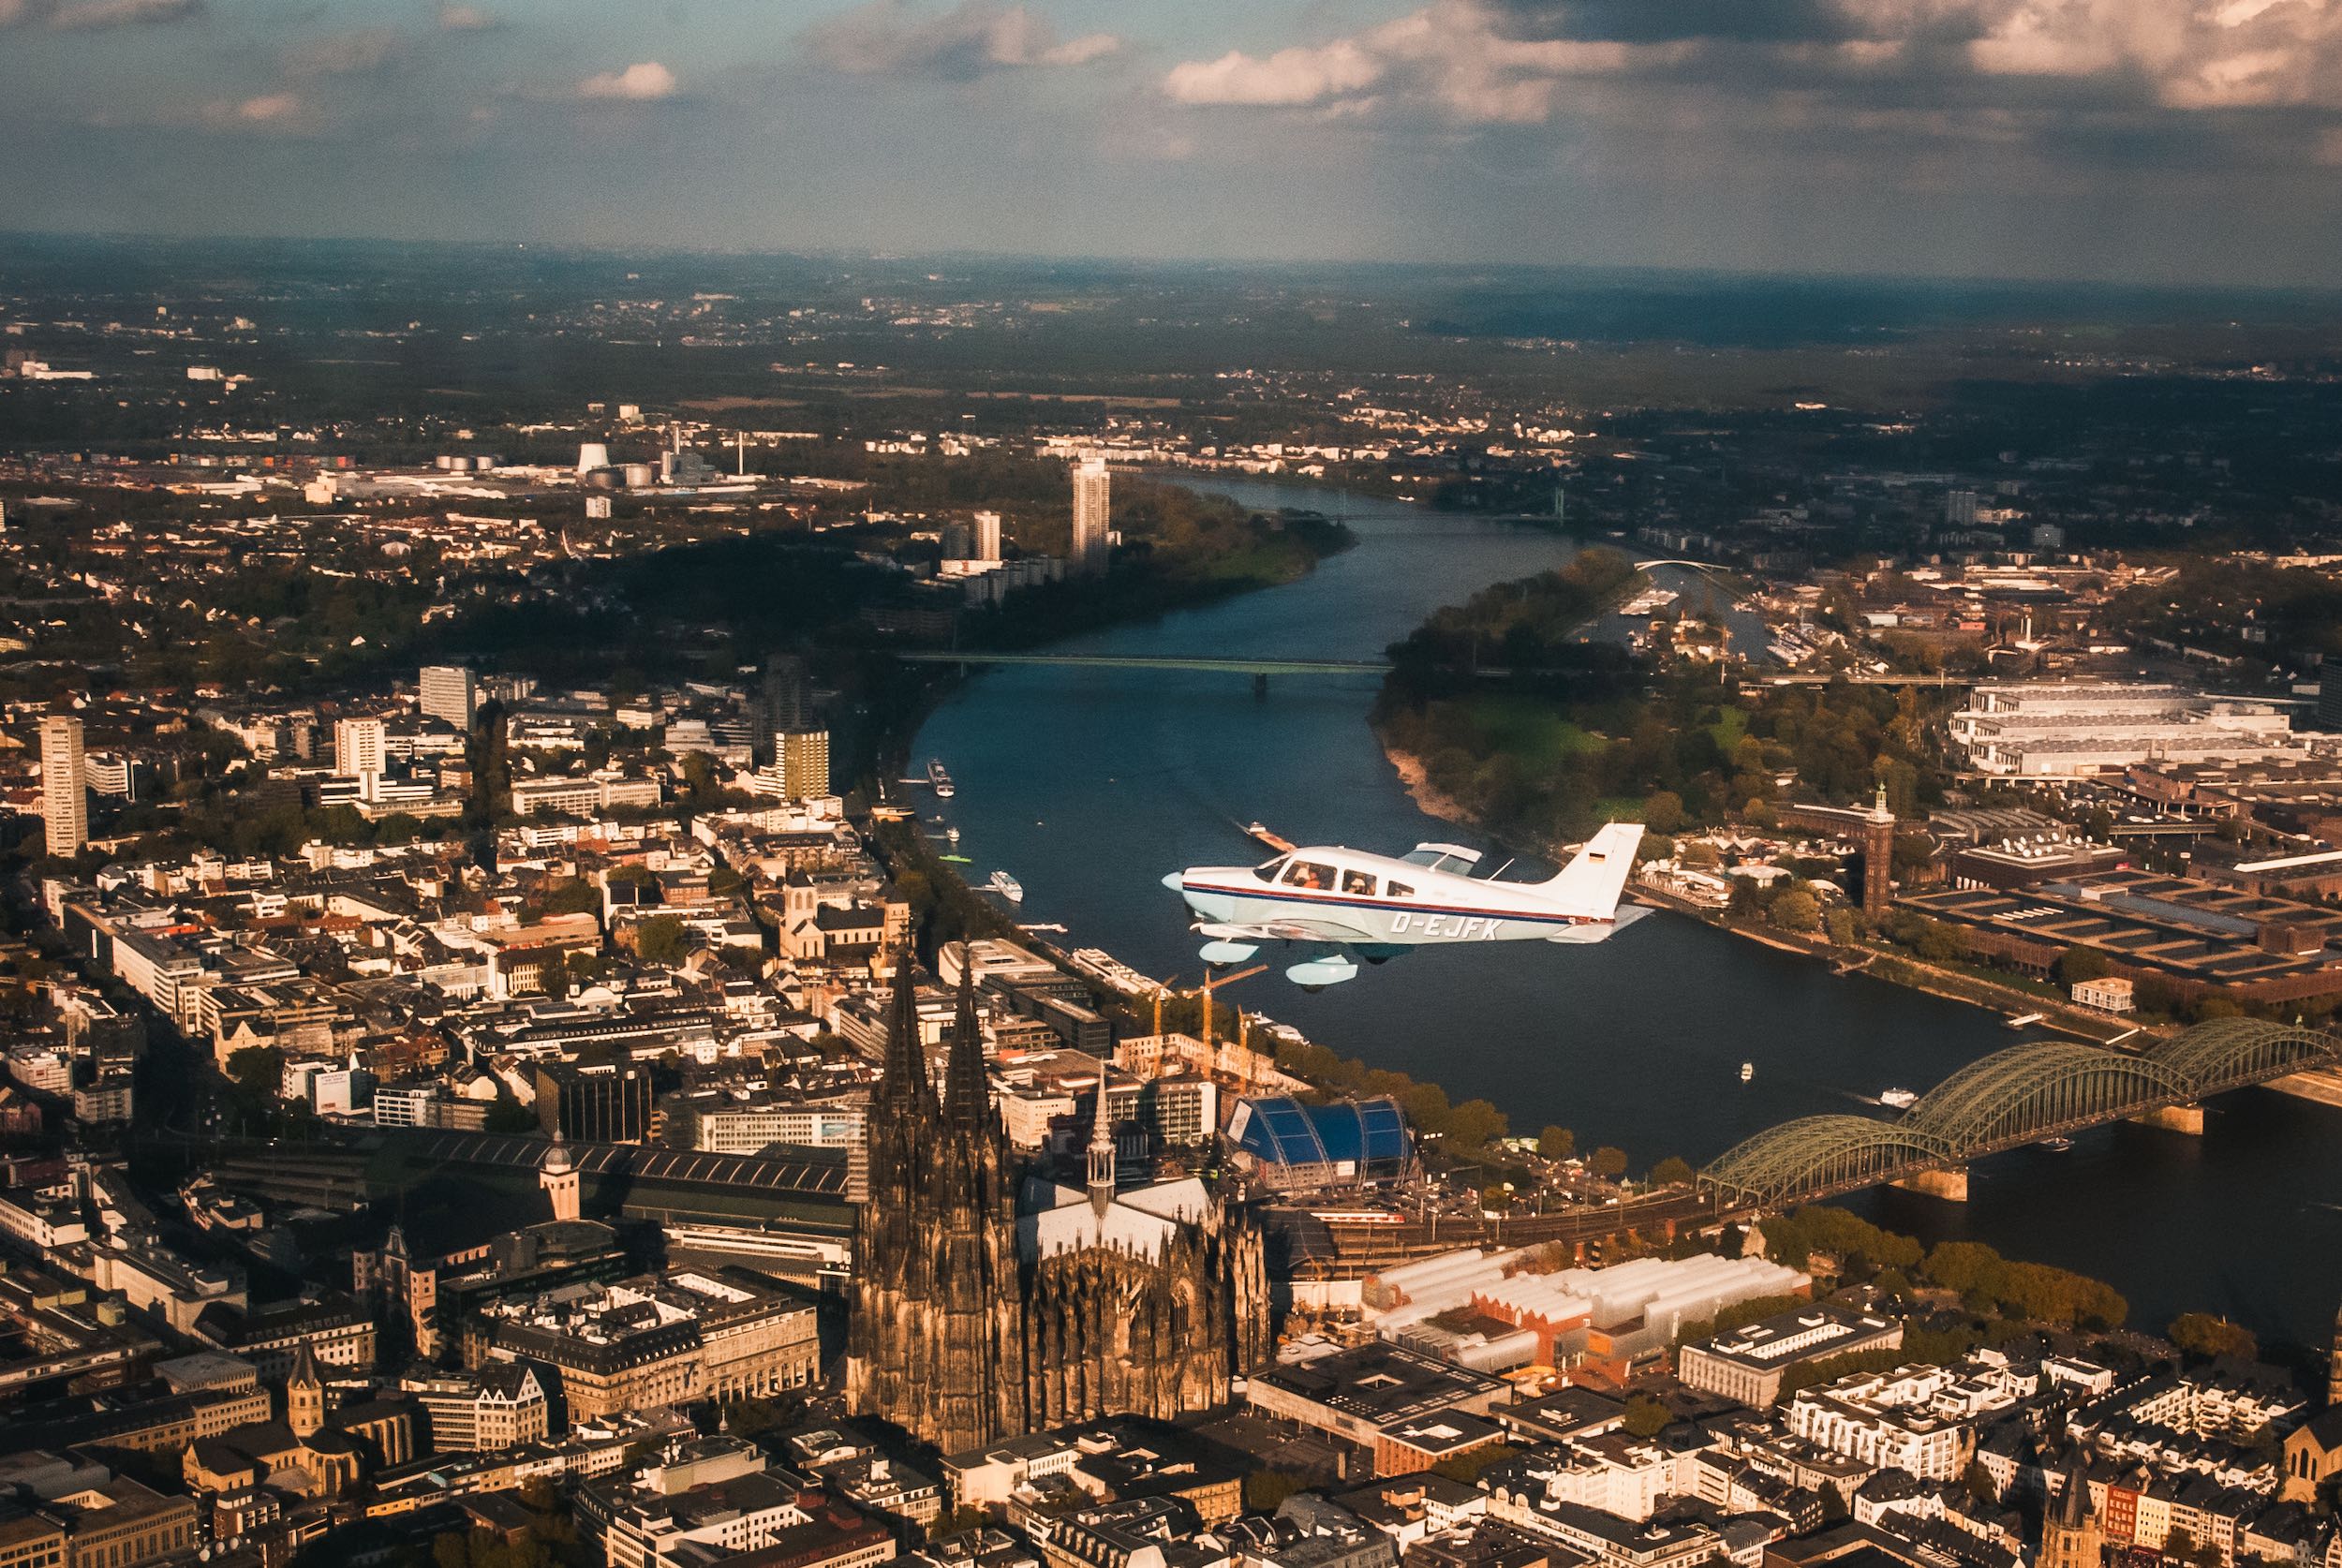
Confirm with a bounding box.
[1252,855,1289,883]
[1282,861,1334,891]
[1341,869,1377,895]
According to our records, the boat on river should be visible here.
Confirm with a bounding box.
[927,759,955,798]
[988,870,1024,904]
[1879,1087,1919,1110]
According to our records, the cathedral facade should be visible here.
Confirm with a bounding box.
[844,964,1270,1455]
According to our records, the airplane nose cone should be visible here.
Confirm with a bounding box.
[1161,871,1187,893]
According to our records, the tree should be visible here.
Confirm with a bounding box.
[2168,1312,2257,1363]
[1244,1470,1309,1513]
[1641,791,1685,836]
[2055,947,2112,984]
[540,879,600,916]
[1537,1125,1576,1161]
[1589,1146,1628,1179]
[1771,888,1821,933]
[1621,1396,1671,1439]
[635,915,689,965]
[1649,1156,1695,1187]
[1825,908,1859,945]
[1430,1442,1518,1486]
[225,1044,285,1102]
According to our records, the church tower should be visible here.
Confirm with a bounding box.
[1086,1074,1118,1220]
[2328,1298,2341,1406]
[540,1133,580,1222]
[285,1339,325,1439]
[2039,1458,2103,1568]
[845,958,1024,1454]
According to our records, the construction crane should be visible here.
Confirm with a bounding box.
[1199,964,1267,1051]
[1149,967,1267,1050]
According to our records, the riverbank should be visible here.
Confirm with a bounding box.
[1383,746,1472,830]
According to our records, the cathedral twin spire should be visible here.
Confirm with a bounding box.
[875,945,997,1139]
[1087,1067,1118,1219]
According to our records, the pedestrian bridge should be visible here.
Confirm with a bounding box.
[1698,1019,2340,1209]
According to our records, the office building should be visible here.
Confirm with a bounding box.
[39,714,87,858]
[478,1269,820,1421]
[535,1060,657,1144]
[2320,679,2342,732]
[334,717,388,781]
[974,510,1002,562]
[764,654,813,735]
[1678,1305,1905,1410]
[779,728,832,800]
[421,664,479,730]
[1070,455,1110,574]
[1950,683,2303,777]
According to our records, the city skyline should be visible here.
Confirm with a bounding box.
[1,0,2339,288]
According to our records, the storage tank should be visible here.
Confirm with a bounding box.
[622,463,658,488]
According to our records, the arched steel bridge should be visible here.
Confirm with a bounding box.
[1699,1019,2340,1209]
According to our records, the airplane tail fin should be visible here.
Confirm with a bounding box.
[1542,821,1644,915]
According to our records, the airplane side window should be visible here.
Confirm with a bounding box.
[1386,881,1414,899]
[1283,861,1334,891]
[1341,869,1377,895]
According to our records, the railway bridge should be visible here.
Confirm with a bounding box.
[1698,1018,2340,1208]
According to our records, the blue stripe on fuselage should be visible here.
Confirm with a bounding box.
[1179,882,1603,927]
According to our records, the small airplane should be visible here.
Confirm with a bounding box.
[1162,821,1650,988]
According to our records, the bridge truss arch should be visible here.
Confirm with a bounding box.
[1698,1116,1951,1210]
[2143,1019,2335,1096]
[1699,1018,2340,1211]
[1903,1042,2189,1149]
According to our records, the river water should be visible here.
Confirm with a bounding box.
[913,480,2342,1352]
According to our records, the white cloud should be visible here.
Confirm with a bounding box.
[576,60,677,100]
[1957,0,2342,107]
[1164,40,1384,106]
[437,2,497,30]
[1163,1,1666,123]
[805,0,1119,79]
[193,89,312,131]
[5,0,204,28]
[234,90,302,121]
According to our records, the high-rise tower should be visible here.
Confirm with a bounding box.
[38,714,86,859]
[420,664,479,731]
[1070,455,1110,575]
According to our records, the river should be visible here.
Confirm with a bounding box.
[913,479,2342,1353]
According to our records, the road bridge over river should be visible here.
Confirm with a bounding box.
[897,649,1976,688]
[1698,1018,2340,1208]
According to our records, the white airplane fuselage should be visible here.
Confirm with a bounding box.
[1170,846,1625,947]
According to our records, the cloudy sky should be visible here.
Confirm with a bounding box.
[3,0,2339,286]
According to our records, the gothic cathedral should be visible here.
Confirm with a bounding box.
[844,963,1270,1454]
